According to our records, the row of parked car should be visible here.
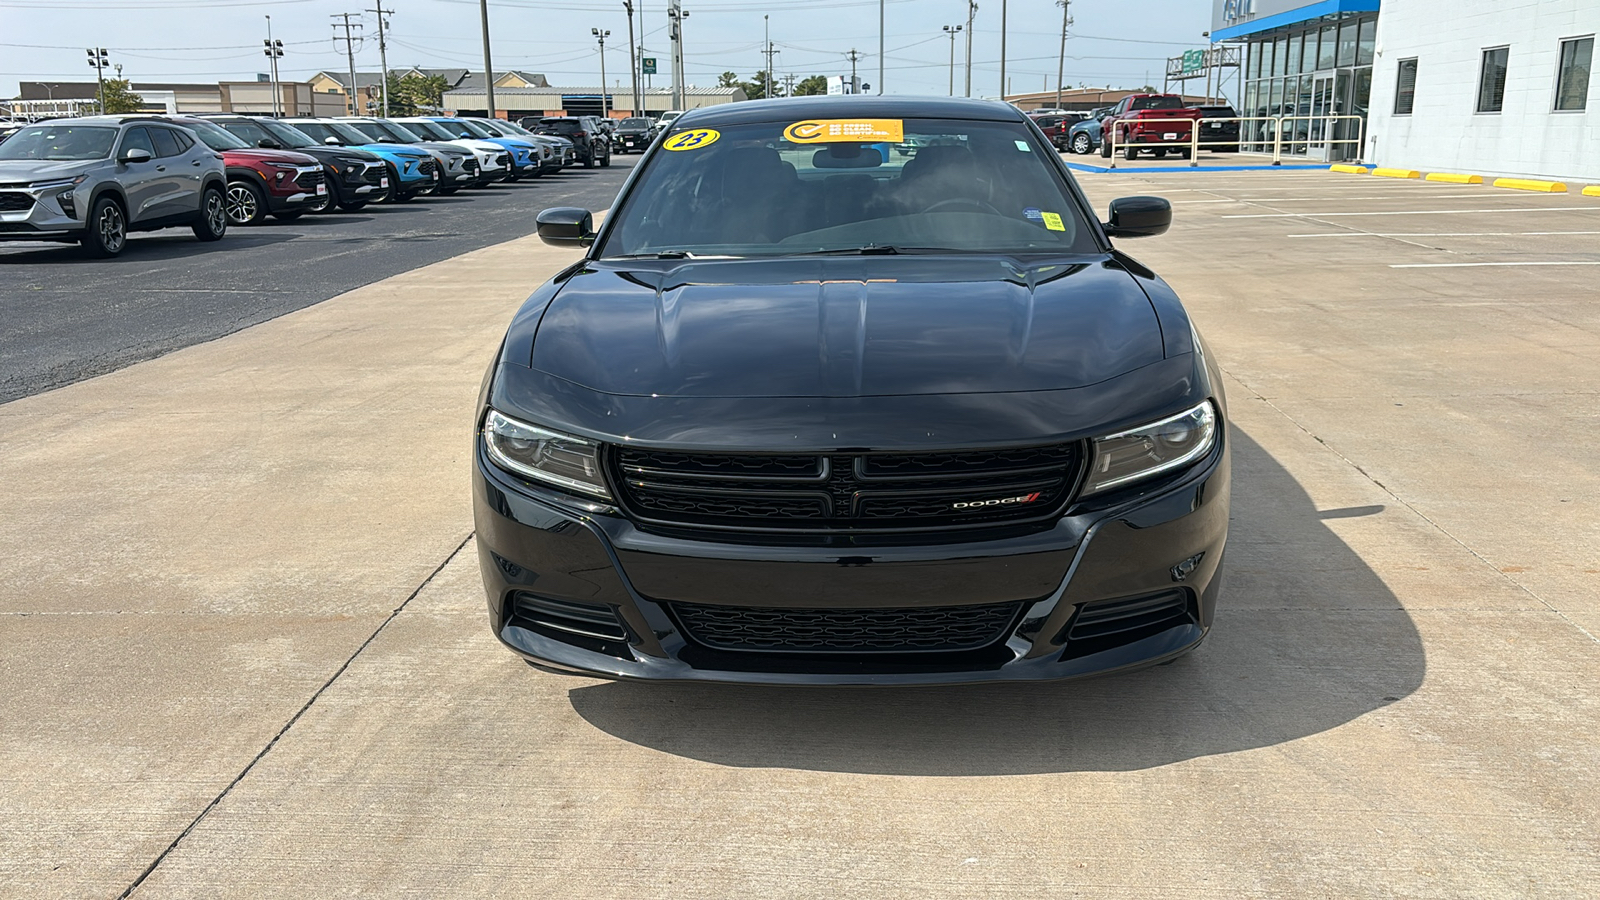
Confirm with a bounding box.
[0,112,640,258]
[1029,98,1241,159]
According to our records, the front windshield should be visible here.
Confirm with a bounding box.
[598,117,1098,259]
[444,119,495,139]
[402,119,456,140]
[347,121,388,142]
[258,119,319,148]
[213,118,280,148]
[0,125,116,161]
[495,120,534,136]
[470,119,509,136]
[620,118,649,130]
[294,121,373,146]
[373,121,423,142]
[181,119,249,151]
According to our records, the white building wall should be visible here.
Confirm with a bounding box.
[1367,0,1598,180]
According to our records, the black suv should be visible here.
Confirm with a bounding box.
[612,117,654,154]
[1196,106,1240,152]
[523,116,611,168]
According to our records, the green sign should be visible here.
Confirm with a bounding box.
[1181,49,1205,75]
[641,57,657,75]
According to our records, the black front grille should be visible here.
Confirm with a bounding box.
[670,601,1024,653]
[1060,590,1196,659]
[418,158,437,175]
[0,192,34,212]
[463,157,480,176]
[611,445,1081,532]
[511,592,628,642]
[293,170,324,191]
[494,152,510,168]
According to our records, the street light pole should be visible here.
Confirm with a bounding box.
[667,1,689,110]
[878,0,884,95]
[86,48,109,112]
[999,0,1008,103]
[592,28,610,117]
[1055,0,1071,110]
[369,0,393,117]
[264,17,284,117]
[478,0,497,117]
[964,1,976,98]
[623,2,639,115]
[943,25,962,97]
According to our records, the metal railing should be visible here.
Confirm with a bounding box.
[1102,114,1366,168]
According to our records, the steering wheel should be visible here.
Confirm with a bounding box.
[923,197,1003,216]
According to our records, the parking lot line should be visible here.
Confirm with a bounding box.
[1289,231,1600,238]
[1388,261,1600,268]
[1224,207,1600,218]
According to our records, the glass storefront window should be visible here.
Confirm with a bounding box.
[1318,24,1337,69]
[1275,36,1289,76]
[1268,78,1284,130]
[1288,33,1303,76]
[1337,21,1358,67]
[1243,82,1259,149]
[1357,18,1376,66]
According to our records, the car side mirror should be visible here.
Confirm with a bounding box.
[460,132,473,139]
[1103,196,1172,239]
[119,147,152,164]
[324,136,341,145]
[257,138,282,149]
[536,207,596,247]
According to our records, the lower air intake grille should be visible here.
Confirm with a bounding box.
[511,592,628,642]
[1068,591,1191,641]
[0,192,34,212]
[670,601,1024,653]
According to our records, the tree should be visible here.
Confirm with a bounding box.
[386,73,449,116]
[717,71,741,89]
[793,75,829,96]
[94,79,144,114]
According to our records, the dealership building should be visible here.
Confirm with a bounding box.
[1212,0,1596,179]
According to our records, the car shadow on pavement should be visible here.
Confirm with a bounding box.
[567,425,1426,775]
[0,231,300,264]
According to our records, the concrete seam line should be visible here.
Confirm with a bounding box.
[1217,370,1600,648]
[116,531,477,899]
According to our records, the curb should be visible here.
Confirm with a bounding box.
[1372,168,1422,179]
[1063,162,1330,174]
[1329,164,1368,174]
[1493,178,1568,193]
[1424,173,1484,184]
[1585,186,1600,197]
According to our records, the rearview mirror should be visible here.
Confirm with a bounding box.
[119,147,152,164]
[536,207,597,247]
[1103,196,1172,239]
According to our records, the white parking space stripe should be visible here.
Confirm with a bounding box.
[1225,207,1600,218]
[1389,261,1600,268]
[1237,193,1494,202]
[1289,231,1600,237]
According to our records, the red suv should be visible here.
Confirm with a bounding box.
[156,116,326,224]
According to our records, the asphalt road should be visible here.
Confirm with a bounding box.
[0,157,637,404]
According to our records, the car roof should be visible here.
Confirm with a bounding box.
[675,95,1024,129]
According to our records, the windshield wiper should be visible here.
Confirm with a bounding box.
[797,245,960,256]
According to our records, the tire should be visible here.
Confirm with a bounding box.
[376,164,401,202]
[337,198,368,212]
[600,148,611,168]
[1100,140,1112,159]
[225,180,268,226]
[191,186,227,242]
[1178,148,1192,160]
[1071,133,1091,155]
[438,184,460,195]
[1153,148,1167,158]
[81,195,127,258]
[1123,144,1139,161]
[306,188,333,214]
[272,210,304,222]
[582,151,595,169]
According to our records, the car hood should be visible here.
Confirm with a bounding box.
[413,141,468,157]
[358,142,430,159]
[223,148,320,165]
[0,159,98,182]
[527,255,1165,399]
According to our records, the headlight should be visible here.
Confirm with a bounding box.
[29,174,87,191]
[263,161,300,170]
[1082,400,1217,496]
[483,409,611,500]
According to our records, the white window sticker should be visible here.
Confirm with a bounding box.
[1015,140,1032,151]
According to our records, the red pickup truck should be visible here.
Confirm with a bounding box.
[1099,94,1203,161]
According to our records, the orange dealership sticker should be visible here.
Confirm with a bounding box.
[783,119,905,144]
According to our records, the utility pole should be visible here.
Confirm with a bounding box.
[263,17,284,117]
[667,1,688,110]
[592,28,610,116]
[998,0,1008,102]
[368,0,393,116]
[623,2,639,115]
[846,48,861,94]
[783,73,796,98]
[1054,0,1071,110]
[762,15,779,100]
[877,0,884,94]
[964,1,976,98]
[86,48,109,112]
[478,0,496,117]
[943,25,962,97]
[332,13,363,115]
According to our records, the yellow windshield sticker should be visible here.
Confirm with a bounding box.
[784,119,905,144]
[1041,212,1065,232]
[663,128,720,151]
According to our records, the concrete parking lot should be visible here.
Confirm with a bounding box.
[1,168,1597,898]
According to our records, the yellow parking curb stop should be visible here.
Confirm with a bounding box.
[1583,186,1600,197]
[1424,173,1484,184]
[1372,168,1422,179]
[1493,178,1567,193]
[1329,164,1368,174]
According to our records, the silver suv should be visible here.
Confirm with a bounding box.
[0,116,228,257]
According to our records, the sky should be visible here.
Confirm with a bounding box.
[2,0,1213,101]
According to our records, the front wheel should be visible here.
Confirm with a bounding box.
[81,195,128,258]
[1100,140,1112,159]
[1178,148,1192,160]
[337,198,368,212]
[582,152,595,169]
[226,180,268,226]
[1071,133,1091,155]
[599,149,611,168]
[191,186,227,242]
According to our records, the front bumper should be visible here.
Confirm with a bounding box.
[0,185,87,239]
[474,434,1229,685]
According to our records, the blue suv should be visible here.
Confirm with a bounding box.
[284,118,437,201]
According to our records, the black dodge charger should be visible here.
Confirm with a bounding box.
[473,96,1230,684]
